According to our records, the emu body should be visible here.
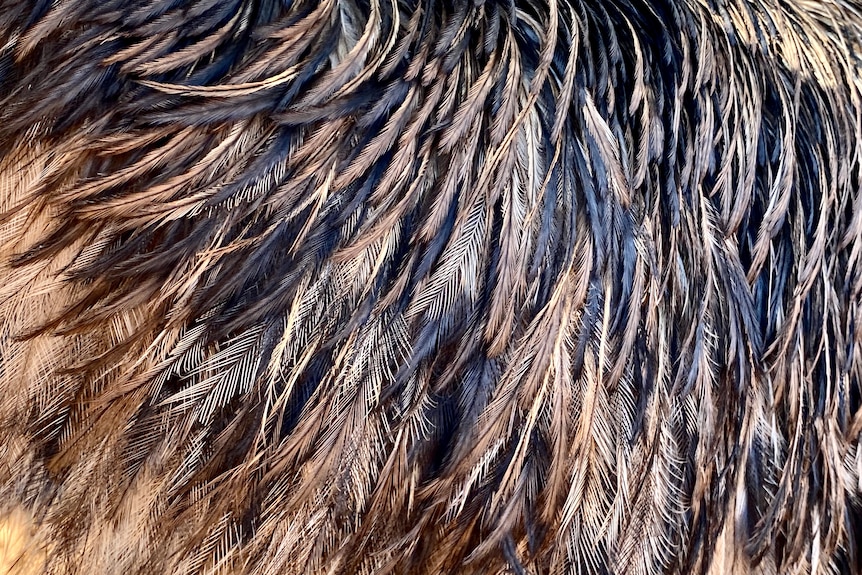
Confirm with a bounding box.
[1,0,862,573]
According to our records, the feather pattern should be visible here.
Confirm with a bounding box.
[1,0,862,573]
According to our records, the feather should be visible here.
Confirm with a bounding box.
[1,1,862,574]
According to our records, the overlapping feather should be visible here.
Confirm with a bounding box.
[0,0,861,574]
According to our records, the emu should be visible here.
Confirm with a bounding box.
[1,0,861,573]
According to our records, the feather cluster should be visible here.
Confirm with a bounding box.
[1,0,862,573]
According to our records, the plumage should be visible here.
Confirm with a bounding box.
[0,0,861,573]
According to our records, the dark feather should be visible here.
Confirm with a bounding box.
[1,1,862,574]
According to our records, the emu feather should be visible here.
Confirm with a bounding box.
[0,0,862,574]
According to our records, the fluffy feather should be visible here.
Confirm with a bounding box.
[1,0,861,573]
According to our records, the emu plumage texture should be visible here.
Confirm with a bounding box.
[1,0,862,573]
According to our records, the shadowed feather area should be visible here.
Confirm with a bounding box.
[1,0,862,573]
